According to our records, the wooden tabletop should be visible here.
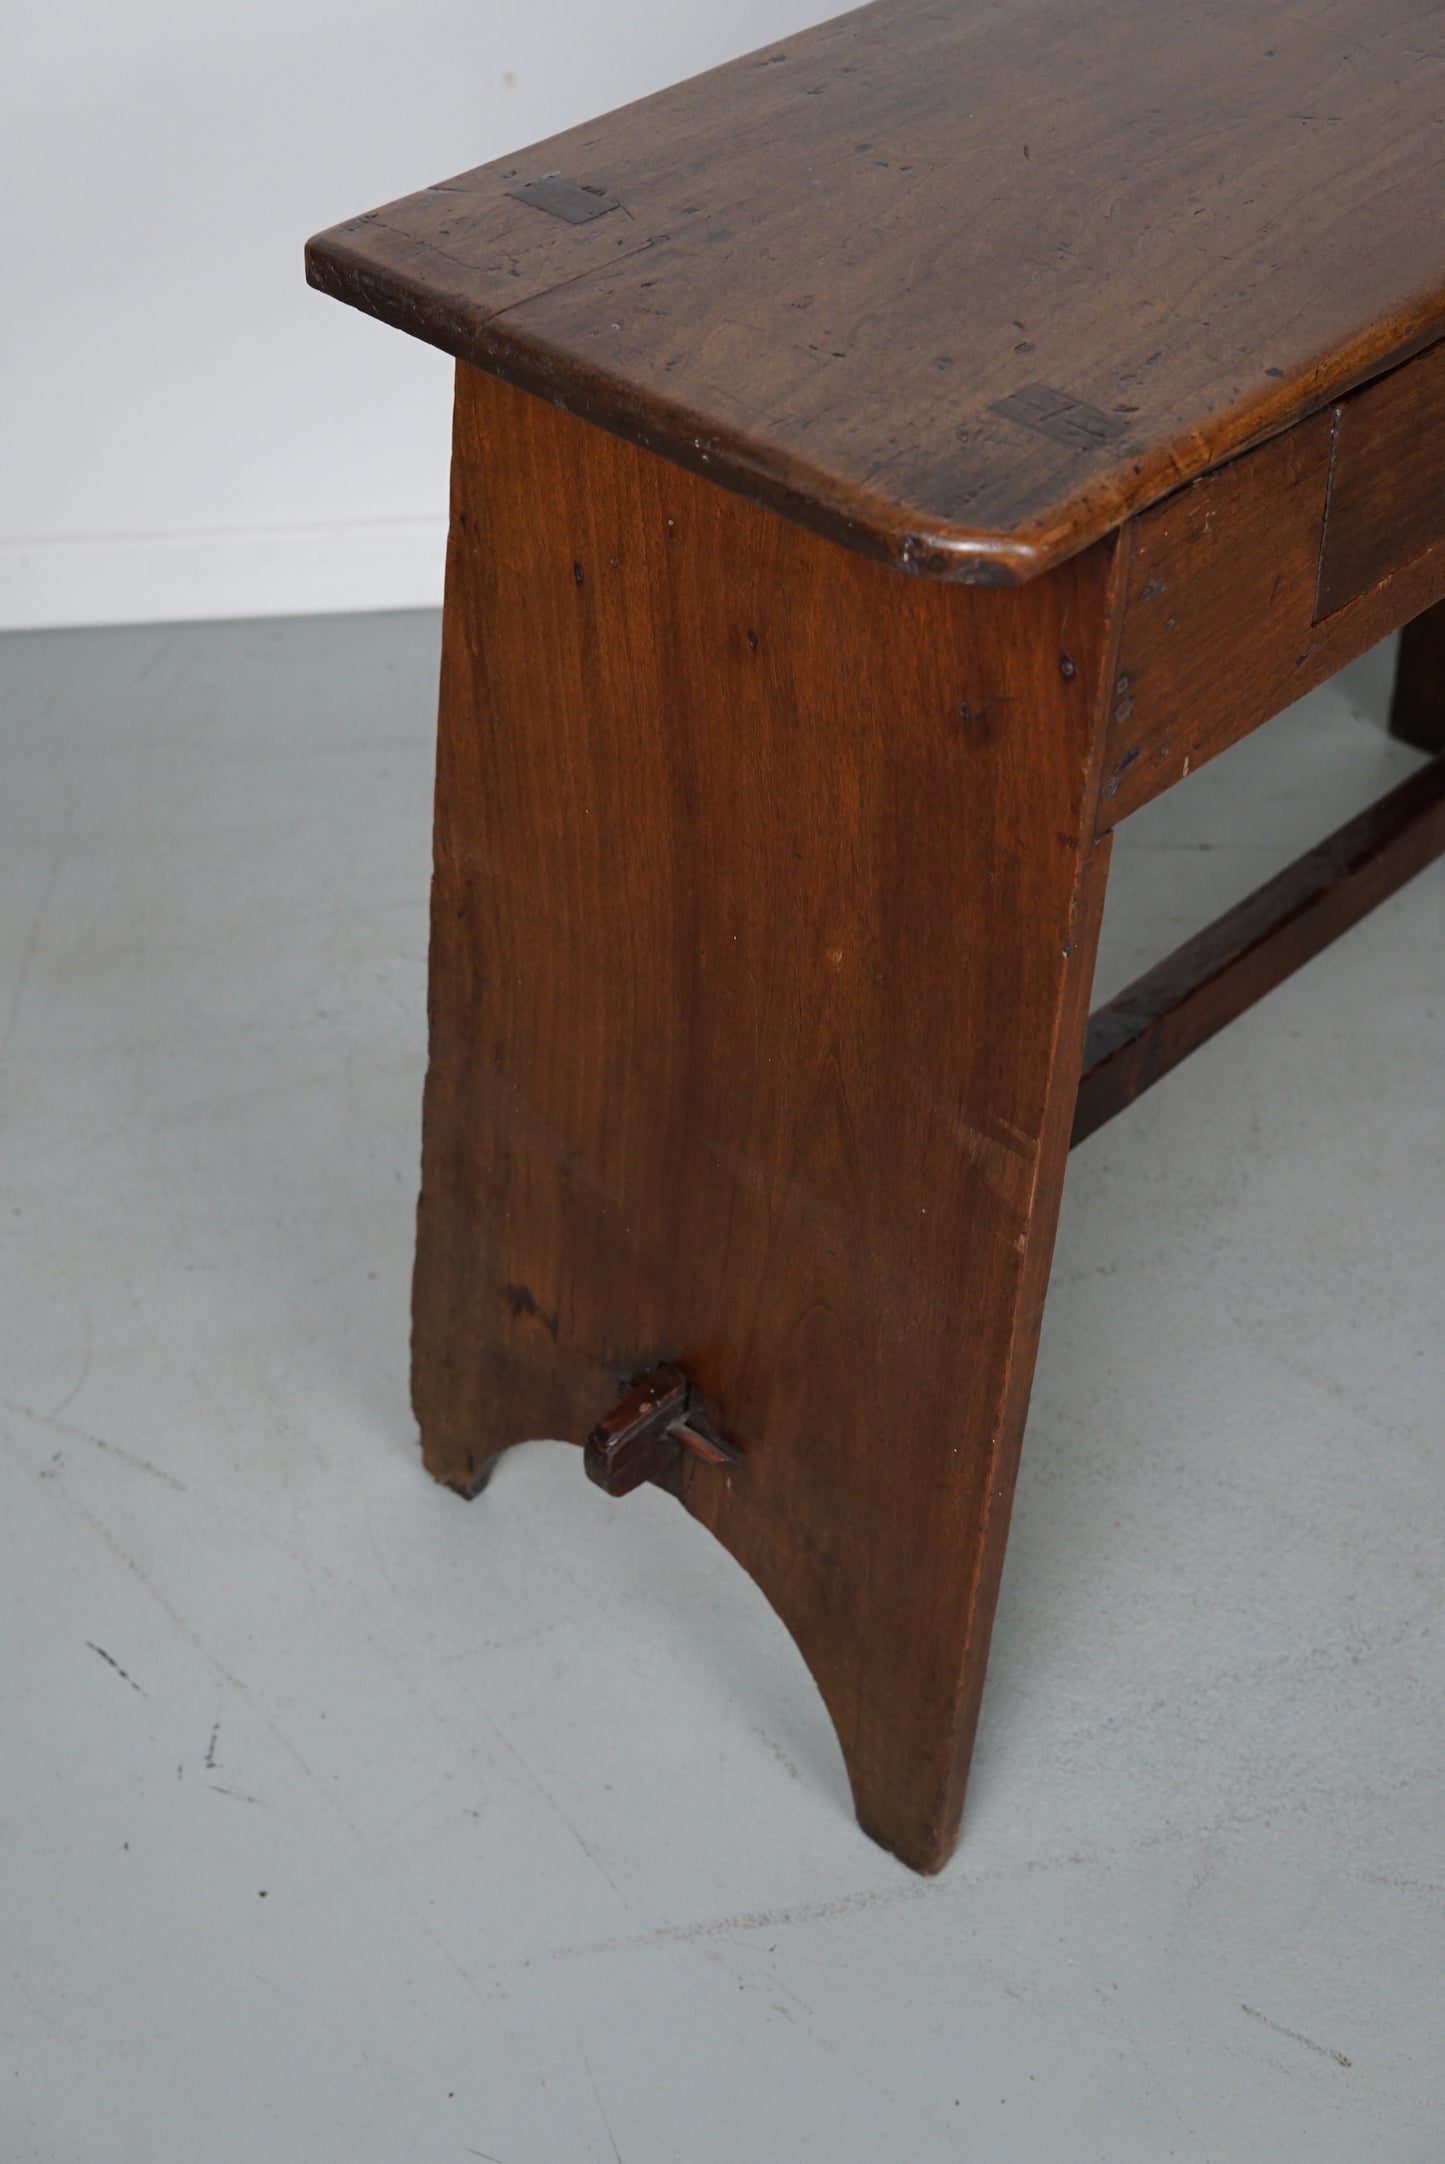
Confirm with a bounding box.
[307,0,1445,584]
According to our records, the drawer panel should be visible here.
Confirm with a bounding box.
[1315,336,1445,620]
[1100,407,1445,830]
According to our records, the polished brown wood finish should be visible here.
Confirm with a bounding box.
[312,0,1445,1873]
[1391,599,1445,752]
[412,366,1123,1871]
[1317,340,1445,620]
[306,0,1445,585]
[1074,756,1445,1147]
[1101,411,1445,826]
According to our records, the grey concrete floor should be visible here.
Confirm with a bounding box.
[1,611,1441,2163]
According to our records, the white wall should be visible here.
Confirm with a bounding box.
[1,0,829,630]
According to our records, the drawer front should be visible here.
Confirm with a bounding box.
[1100,398,1445,830]
[1315,335,1445,620]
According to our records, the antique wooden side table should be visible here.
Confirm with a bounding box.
[308,0,1445,1873]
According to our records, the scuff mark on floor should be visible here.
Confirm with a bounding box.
[4,1395,188,1493]
[208,1784,267,1808]
[578,2035,624,2164]
[85,1641,148,1696]
[1240,2002,1352,2068]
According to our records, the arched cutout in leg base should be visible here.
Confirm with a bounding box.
[409,1277,1072,1877]
[416,1397,980,1870]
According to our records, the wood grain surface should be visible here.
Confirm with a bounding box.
[308,0,1445,583]
[1100,412,1445,826]
[411,366,1125,1870]
[1316,338,1445,619]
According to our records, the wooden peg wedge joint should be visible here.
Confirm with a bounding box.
[584,1364,742,1497]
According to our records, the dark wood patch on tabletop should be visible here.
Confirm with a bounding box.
[507,175,621,224]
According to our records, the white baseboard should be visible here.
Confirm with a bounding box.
[0,517,448,631]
